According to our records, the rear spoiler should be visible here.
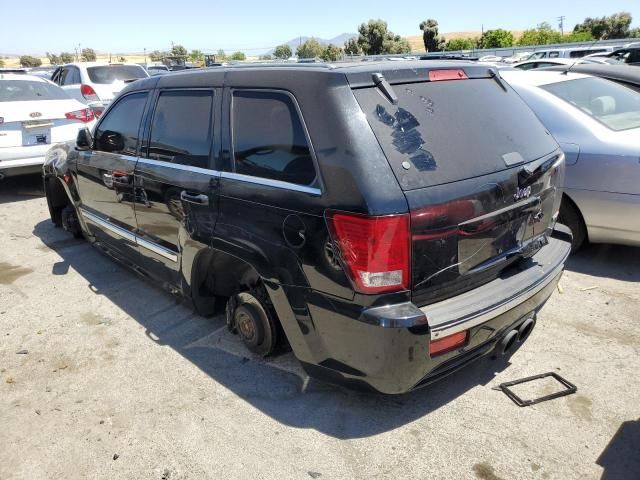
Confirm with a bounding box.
[346,64,500,88]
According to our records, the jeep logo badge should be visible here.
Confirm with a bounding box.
[514,185,532,201]
[29,112,42,118]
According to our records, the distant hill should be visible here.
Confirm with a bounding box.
[269,33,357,55]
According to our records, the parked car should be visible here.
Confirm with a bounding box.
[526,47,614,61]
[604,47,640,66]
[513,57,610,70]
[145,64,170,76]
[43,62,571,394]
[501,70,640,250]
[50,62,149,116]
[0,74,96,178]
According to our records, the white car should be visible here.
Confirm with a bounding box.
[0,74,96,178]
[50,62,148,115]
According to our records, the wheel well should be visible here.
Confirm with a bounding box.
[45,176,71,210]
[191,249,262,300]
[561,193,588,240]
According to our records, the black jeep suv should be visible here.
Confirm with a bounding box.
[43,61,571,394]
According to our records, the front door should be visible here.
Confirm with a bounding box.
[133,88,220,286]
[76,91,149,259]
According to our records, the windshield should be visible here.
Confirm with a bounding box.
[87,65,147,84]
[541,77,640,131]
[0,79,69,102]
[354,78,557,190]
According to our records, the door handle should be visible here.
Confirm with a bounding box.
[180,191,209,206]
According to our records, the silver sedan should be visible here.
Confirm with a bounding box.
[501,70,640,251]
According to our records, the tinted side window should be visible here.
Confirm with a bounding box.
[95,92,147,155]
[62,68,79,85]
[232,90,315,186]
[147,90,213,167]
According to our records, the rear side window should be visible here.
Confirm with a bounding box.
[95,92,147,155]
[87,65,147,84]
[354,78,558,190]
[147,90,214,167]
[231,90,316,186]
[0,80,69,102]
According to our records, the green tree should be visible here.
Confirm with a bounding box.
[216,49,227,61]
[343,38,361,55]
[296,38,324,59]
[631,27,640,38]
[0,59,4,67]
[355,19,411,55]
[20,55,42,67]
[149,50,165,61]
[518,22,561,46]
[273,44,292,59]
[46,52,60,65]
[189,49,204,62]
[259,54,273,60]
[560,31,594,43]
[229,51,246,61]
[444,38,475,51]
[420,19,445,52]
[171,44,188,57]
[59,52,74,63]
[574,12,633,39]
[478,29,514,48]
[321,44,342,61]
[81,48,97,62]
[118,56,126,62]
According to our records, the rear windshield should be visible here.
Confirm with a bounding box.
[354,78,558,190]
[0,79,69,102]
[87,65,147,84]
[541,77,640,131]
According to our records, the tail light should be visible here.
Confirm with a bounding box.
[430,331,468,356]
[65,108,95,123]
[326,212,410,294]
[80,84,99,102]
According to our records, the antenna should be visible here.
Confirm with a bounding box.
[563,36,602,75]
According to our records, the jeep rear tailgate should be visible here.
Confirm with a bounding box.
[353,74,564,305]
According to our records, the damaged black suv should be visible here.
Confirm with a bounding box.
[43,62,572,394]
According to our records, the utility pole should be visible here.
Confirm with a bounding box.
[557,16,566,36]
[144,47,147,66]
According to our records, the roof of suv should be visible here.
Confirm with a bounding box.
[126,60,499,91]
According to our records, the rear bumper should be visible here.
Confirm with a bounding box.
[297,225,572,394]
[0,155,46,177]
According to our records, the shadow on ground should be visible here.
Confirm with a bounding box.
[32,218,518,439]
[566,243,640,282]
[0,174,43,205]
[597,419,640,480]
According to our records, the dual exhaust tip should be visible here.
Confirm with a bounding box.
[497,318,536,356]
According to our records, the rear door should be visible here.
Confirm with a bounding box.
[76,91,149,259]
[353,73,562,305]
[133,88,220,284]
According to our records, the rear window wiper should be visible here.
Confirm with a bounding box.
[372,73,398,105]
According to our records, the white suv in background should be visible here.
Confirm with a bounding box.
[51,63,148,115]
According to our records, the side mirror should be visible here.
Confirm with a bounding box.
[76,128,93,151]
[100,131,125,153]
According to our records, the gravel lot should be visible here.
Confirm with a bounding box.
[1,175,639,480]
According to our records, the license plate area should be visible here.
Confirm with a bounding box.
[22,122,52,146]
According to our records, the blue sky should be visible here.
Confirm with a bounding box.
[3,0,639,54]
